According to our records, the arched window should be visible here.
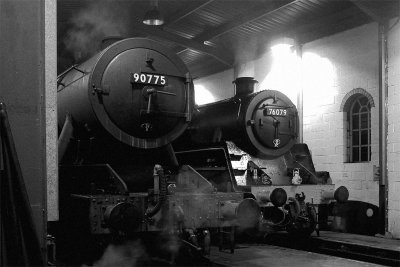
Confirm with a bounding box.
[341,89,374,163]
[348,95,371,162]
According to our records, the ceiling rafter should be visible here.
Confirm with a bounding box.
[348,0,382,23]
[192,0,302,43]
[57,0,399,78]
[288,5,368,43]
[171,0,303,57]
[164,0,215,26]
[130,23,234,67]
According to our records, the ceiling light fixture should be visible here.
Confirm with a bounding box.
[143,0,164,26]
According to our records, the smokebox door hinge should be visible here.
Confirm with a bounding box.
[92,85,110,96]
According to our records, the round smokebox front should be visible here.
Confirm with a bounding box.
[245,90,298,158]
[90,38,193,148]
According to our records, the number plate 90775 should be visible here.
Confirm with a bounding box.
[264,108,287,116]
[131,72,168,86]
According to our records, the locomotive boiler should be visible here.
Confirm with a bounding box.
[54,38,259,265]
[176,77,348,236]
[183,77,298,159]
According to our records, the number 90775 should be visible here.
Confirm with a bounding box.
[131,73,167,86]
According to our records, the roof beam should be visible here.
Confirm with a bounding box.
[288,6,370,43]
[193,0,300,42]
[130,23,234,67]
[165,0,215,25]
[348,0,382,22]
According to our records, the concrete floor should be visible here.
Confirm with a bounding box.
[314,231,400,252]
[209,245,384,267]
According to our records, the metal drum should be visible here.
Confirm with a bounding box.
[58,38,194,149]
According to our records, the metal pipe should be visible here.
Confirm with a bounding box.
[295,41,303,143]
[378,22,389,234]
[145,164,167,218]
[165,143,179,168]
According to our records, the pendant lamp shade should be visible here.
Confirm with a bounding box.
[143,6,164,26]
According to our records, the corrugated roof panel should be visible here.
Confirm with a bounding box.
[195,1,261,27]
[222,0,356,50]
[297,1,320,14]
[177,48,229,78]
[165,27,197,40]
[57,0,398,79]
[228,0,344,38]
[165,0,264,41]
[148,36,180,50]
[178,49,204,65]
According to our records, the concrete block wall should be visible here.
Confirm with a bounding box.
[194,69,235,104]
[194,23,382,206]
[302,23,380,206]
[388,19,400,238]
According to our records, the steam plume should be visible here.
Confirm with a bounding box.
[64,1,130,60]
[89,241,147,267]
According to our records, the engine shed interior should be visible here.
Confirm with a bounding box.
[0,0,399,266]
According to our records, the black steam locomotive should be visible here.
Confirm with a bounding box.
[54,38,259,264]
[176,77,349,237]
[53,37,347,264]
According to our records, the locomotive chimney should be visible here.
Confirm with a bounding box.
[233,77,258,97]
[101,36,123,50]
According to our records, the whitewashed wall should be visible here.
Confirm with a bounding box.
[302,23,380,206]
[387,19,400,238]
[194,21,400,238]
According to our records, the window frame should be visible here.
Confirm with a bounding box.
[347,95,371,163]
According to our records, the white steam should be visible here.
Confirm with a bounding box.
[89,241,147,267]
[64,1,130,60]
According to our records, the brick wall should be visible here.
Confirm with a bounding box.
[387,19,400,238]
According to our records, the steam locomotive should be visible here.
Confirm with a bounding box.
[53,37,347,264]
[54,38,259,264]
[176,77,349,237]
